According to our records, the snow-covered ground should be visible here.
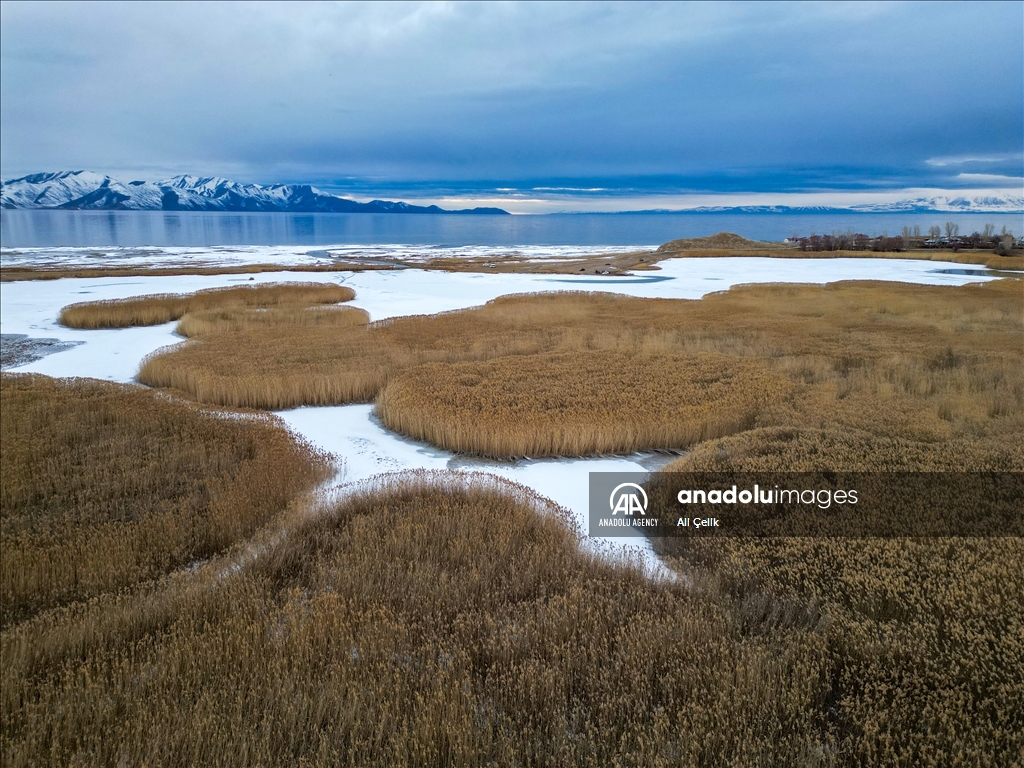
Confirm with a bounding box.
[275,404,663,566]
[0,254,1000,567]
[1,243,651,270]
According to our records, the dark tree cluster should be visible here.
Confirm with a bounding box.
[791,222,1019,254]
[793,233,905,252]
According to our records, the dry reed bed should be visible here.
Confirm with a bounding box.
[661,425,1024,472]
[2,476,836,766]
[647,430,1023,767]
[656,235,1023,269]
[660,251,1024,271]
[5,278,1023,763]
[990,255,1024,270]
[0,374,331,628]
[376,351,789,457]
[138,280,1023,458]
[58,282,355,328]
[175,305,369,337]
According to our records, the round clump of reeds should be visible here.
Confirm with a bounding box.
[58,282,355,328]
[376,351,790,457]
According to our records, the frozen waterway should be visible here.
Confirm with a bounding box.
[275,404,666,564]
[0,255,1001,565]
[340,256,1002,319]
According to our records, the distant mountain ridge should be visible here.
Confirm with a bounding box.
[3,172,1020,214]
[0,171,510,214]
[616,195,1023,215]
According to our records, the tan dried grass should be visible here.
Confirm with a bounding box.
[2,276,1020,764]
[651,428,1024,764]
[1,476,835,766]
[176,304,368,337]
[663,425,1024,472]
[138,279,1023,459]
[58,282,355,328]
[5,473,1018,765]
[377,351,790,457]
[0,374,330,628]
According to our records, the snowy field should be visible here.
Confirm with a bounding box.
[0,243,652,270]
[0,254,1000,567]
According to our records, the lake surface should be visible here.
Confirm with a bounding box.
[3,210,1021,248]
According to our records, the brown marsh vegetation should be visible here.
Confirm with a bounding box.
[657,233,1024,270]
[7,231,1020,283]
[3,474,842,767]
[662,425,1024,472]
[138,279,1023,460]
[377,352,789,457]
[176,304,369,337]
[665,251,1023,272]
[6,271,1022,765]
[0,374,330,628]
[58,281,354,328]
[5,471,1019,766]
[649,430,1024,766]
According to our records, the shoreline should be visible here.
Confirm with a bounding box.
[2,245,1021,281]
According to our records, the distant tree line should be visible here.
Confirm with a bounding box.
[791,223,1019,254]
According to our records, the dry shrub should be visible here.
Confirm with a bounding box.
[0,374,331,627]
[2,475,835,766]
[651,431,1024,766]
[377,352,789,457]
[58,282,355,328]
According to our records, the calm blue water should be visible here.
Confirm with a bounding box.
[2,210,1021,247]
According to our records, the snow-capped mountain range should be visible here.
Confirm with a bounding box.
[633,196,1023,215]
[0,171,509,214]
[2,171,1021,214]
[843,196,1023,213]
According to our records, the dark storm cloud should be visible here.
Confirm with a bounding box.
[1,1,1021,202]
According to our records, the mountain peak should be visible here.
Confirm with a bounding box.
[1,171,510,214]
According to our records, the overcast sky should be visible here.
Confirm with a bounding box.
[1,1,1021,211]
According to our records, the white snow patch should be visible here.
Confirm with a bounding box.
[0,244,652,271]
[274,404,668,570]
